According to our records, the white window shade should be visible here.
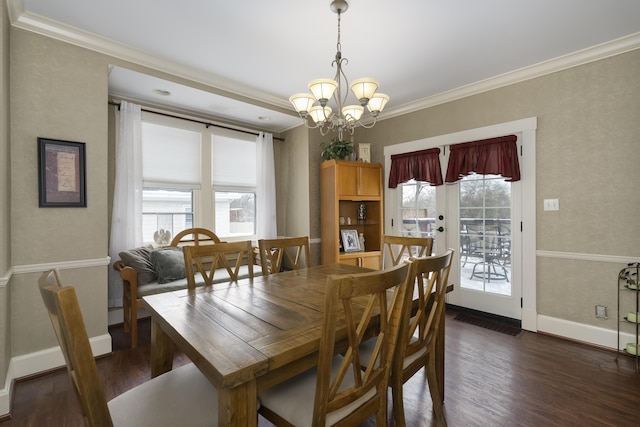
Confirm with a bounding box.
[142,122,201,186]
[212,134,256,186]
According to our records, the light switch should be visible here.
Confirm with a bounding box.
[543,199,559,211]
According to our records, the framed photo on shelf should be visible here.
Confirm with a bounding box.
[341,229,361,252]
[37,137,87,208]
[358,142,371,162]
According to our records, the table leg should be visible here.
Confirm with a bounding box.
[150,318,175,378]
[218,381,258,427]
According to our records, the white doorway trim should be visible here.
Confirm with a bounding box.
[383,117,538,331]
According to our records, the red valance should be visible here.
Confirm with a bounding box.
[445,135,520,183]
[388,148,443,188]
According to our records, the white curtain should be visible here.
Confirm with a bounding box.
[108,101,143,308]
[256,132,277,240]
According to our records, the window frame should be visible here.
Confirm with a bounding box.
[140,111,258,244]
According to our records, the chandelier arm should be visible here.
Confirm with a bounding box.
[299,115,321,130]
[337,58,350,111]
[346,125,355,136]
[355,116,378,129]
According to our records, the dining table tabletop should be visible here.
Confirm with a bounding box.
[142,262,451,427]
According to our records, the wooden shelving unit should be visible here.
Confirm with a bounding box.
[320,160,383,269]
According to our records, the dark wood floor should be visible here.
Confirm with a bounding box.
[2,309,639,426]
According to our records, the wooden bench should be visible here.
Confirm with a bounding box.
[113,228,257,348]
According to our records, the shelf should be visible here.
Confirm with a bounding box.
[616,262,640,373]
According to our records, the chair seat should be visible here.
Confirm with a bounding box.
[258,356,376,427]
[108,363,219,427]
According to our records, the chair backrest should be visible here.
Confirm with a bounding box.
[170,227,222,247]
[38,271,113,426]
[313,261,414,426]
[257,236,311,275]
[183,240,254,289]
[382,235,434,269]
[397,249,454,379]
[38,268,64,287]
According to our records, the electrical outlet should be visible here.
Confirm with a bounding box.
[595,305,607,319]
[543,199,559,211]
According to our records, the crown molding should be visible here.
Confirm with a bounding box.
[8,2,293,114]
[8,0,640,120]
[379,32,640,121]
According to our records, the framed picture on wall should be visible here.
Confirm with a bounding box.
[341,229,361,252]
[37,137,87,207]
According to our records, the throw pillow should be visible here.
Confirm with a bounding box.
[118,245,156,286]
[150,247,186,284]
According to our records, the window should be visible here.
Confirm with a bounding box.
[211,131,257,238]
[142,188,193,244]
[140,114,258,244]
[214,191,255,237]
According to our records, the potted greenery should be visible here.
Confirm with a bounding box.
[320,137,353,161]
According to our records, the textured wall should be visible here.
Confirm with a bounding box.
[9,28,109,355]
[277,125,311,238]
[0,2,11,386]
[356,49,640,328]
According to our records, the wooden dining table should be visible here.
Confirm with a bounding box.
[143,263,451,427]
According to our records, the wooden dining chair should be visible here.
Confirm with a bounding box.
[170,227,223,246]
[360,249,454,427]
[37,269,221,427]
[258,261,415,427]
[183,240,254,289]
[257,236,311,275]
[40,268,64,286]
[382,235,434,269]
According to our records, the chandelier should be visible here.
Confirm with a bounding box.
[289,0,389,139]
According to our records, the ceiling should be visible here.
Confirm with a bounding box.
[9,0,640,133]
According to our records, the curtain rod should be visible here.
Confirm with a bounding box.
[108,101,284,141]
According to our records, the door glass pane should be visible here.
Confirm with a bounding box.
[459,174,511,295]
[399,179,436,240]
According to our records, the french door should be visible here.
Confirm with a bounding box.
[384,118,537,328]
[393,175,521,320]
[447,174,522,319]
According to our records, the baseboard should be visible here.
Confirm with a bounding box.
[0,333,112,418]
[447,305,628,349]
[537,314,635,350]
